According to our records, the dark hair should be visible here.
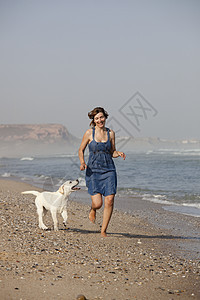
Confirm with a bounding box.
[88,107,109,127]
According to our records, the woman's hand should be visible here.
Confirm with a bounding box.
[79,129,91,171]
[118,151,126,160]
[110,130,126,160]
[80,163,87,171]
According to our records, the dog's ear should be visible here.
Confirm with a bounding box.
[59,185,64,194]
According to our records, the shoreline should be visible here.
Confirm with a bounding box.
[2,172,200,219]
[71,188,200,261]
[0,179,199,299]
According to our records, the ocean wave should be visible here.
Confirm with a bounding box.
[34,174,51,179]
[20,157,34,161]
[142,194,175,206]
[182,202,200,209]
[41,154,79,158]
[117,187,152,196]
[118,188,200,213]
[141,193,200,212]
[149,149,200,156]
[1,172,11,177]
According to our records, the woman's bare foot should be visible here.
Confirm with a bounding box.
[89,208,96,223]
[101,231,108,237]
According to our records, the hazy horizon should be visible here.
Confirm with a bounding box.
[1,0,200,140]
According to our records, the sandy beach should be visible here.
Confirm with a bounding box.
[0,179,199,300]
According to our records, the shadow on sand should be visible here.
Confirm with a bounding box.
[63,227,200,241]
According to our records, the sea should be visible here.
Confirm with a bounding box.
[0,149,200,218]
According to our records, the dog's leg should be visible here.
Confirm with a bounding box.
[37,207,48,230]
[51,210,58,231]
[61,208,68,226]
[35,198,48,230]
[43,207,48,217]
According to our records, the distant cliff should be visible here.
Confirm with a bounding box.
[0,124,80,157]
[1,124,199,158]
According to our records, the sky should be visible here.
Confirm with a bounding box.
[0,0,200,140]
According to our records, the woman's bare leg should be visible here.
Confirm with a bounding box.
[89,193,103,223]
[101,194,115,237]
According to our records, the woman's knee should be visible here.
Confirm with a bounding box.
[93,201,103,209]
[91,194,103,209]
[105,195,115,207]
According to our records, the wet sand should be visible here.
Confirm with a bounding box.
[0,179,199,299]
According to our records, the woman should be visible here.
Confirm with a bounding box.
[78,107,126,237]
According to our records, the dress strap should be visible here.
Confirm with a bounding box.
[106,128,110,142]
[92,127,95,140]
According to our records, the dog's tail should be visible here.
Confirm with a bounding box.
[22,191,40,197]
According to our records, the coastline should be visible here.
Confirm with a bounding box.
[0,179,199,299]
[71,189,200,260]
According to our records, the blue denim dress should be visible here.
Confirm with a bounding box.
[85,127,117,196]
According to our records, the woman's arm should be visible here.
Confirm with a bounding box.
[78,129,91,170]
[110,130,126,160]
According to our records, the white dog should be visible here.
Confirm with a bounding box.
[22,179,80,231]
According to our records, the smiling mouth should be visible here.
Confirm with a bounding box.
[72,183,80,191]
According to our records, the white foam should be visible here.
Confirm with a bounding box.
[153,149,200,156]
[182,202,200,209]
[142,194,175,206]
[20,157,34,161]
[142,194,200,215]
[146,150,153,155]
[1,172,11,177]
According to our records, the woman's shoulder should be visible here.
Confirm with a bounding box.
[107,128,115,137]
[85,128,93,134]
[83,128,93,138]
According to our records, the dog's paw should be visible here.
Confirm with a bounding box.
[39,225,48,230]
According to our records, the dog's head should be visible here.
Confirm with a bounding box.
[58,179,80,195]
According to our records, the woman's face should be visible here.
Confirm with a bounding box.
[94,112,106,128]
